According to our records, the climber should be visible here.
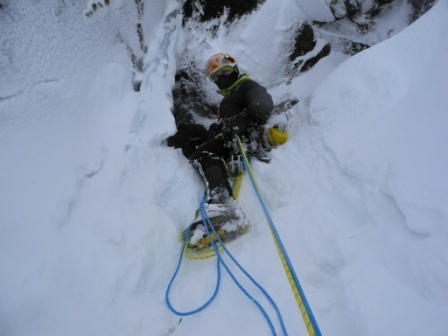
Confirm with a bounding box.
[167,52,274,247]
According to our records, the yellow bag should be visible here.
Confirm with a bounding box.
[268,124,288,146]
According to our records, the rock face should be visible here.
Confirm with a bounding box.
[286,23,331,79]
[316,0,437,55]
[408,0,437,22]
[172,0,437,123]
[182,0,265,24]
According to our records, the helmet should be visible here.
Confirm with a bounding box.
[204,53,238,81]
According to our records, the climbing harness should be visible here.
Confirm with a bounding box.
[237,136,322,336]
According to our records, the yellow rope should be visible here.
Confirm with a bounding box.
[271,228,318,336]
[230,172,244,199]
[236,136,322,336]
[181,234,224,260]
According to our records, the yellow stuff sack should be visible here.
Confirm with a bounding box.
[268,124,288,146]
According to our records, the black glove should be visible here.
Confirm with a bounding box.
[241,109,265,125]
[207,122,223,140]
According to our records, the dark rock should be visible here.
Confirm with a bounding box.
[376,0,395,6]
[301,43,331,73]
[284,22,331,79]
[328,0,348,20]
[343,40,370,55]
[182,0,265,25]
[289,23,316,61]
[344,0,361,19]
[408,0,436,23]
[133,81,141,92]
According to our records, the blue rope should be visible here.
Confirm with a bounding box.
[199,197,288,336]
[165,194,288,335]
[165,226,222,316]
[240,156,322,336]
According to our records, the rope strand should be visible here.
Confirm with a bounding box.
[166,194,288,335]
[237,136,322,336]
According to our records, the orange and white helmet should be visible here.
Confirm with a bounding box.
[204,53,238,81]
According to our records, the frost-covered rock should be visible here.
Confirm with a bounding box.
[182,0,265,24]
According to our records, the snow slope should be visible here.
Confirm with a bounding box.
[1,0,447,335]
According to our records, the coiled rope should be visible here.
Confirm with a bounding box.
[166,194,288,335]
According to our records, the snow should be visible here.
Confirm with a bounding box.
[294,0,335,22]
[1,0,447,335]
